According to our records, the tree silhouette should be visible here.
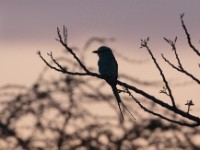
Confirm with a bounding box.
[38,13,200,127]
[0,13,200,150]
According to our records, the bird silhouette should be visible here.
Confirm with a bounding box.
[93,46,135,121]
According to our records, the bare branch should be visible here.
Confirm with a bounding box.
[123,88,198,127]
[63,25,68,44]
[185,100,194,114]
[37,51,65,73]
[162,54,200,84]
[159,86,169,96]
[56,27,90,73]
[141,38,176,108]
[37,25,200,127]
[162,37,200,84]
[117,80,200,127]
[37,51,89,76]
[163,37,183,69]
[180,13,200,57]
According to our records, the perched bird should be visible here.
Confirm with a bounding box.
[93,46,135,121]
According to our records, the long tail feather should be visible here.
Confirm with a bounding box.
[112,85,124,121]
[111,85,136,121]
[117,99,124,121]
[120,101,136,120]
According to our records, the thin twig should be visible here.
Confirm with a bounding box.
[163,37,183,69]
[162,54,200,84]
[180,13,200,57]
[163,36,200,85]
[123,88,198,127]
[117,80,200,126]
[141,38,176,108]
[38,27,200,127]
[56,27,90,73]
[37,51,88,76]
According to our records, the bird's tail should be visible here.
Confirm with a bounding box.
[111,85,136,121]
[111,85,124,121]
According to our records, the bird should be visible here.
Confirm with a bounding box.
[93,46,135,121]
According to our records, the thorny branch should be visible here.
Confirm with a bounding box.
[38,15,200,127]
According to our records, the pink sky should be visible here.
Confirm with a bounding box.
[0,0,200,120]
[0,0,200,87]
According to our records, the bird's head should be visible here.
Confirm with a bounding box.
[93,46,112,57]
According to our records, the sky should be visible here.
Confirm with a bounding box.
[0,0,200,87]
[0,0,200,119]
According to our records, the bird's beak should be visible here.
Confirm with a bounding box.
[92,50,98,54]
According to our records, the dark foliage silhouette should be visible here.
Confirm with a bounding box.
[1,52,200,149]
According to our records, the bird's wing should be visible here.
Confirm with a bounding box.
[111,53,118,79]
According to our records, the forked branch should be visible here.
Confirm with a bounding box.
[38,17,200,127]
[141,38,176,108]
[161,15,200,84]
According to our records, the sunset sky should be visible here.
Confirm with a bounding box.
[1,0,200,89]
[1,2,200,148]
